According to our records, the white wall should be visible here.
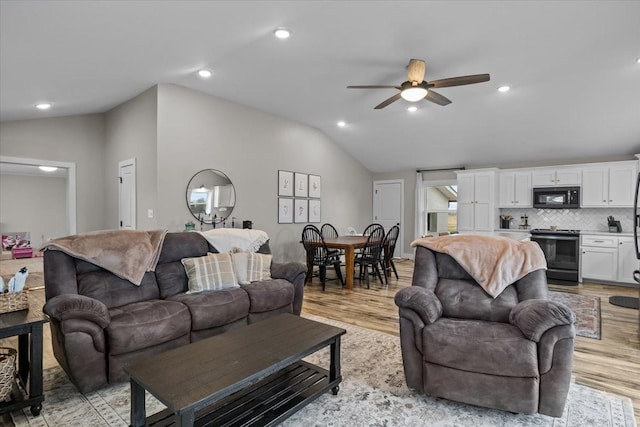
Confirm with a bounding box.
[156,84,373,263]
[0,114,107,233]
[0,174,67,248]
[104,87,158,230]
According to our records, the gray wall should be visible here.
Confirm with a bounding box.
[0,114,106,233]
[156,84,373,263]
[104,87,158,230]
[0,87,374,263]
[0,174,67,248]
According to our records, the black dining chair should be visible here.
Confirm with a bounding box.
[354,225,385,288]
[362,223,384,236]
[320,223,339,239]
[301,225,344,291]
[382,225,400,283]
[321,223,344,257]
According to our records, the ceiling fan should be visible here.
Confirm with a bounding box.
[347,59,490,109]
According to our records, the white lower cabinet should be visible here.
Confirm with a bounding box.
[617,237,639,284]
[581,235,639,284]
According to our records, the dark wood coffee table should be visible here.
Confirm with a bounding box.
[124,313,346,427]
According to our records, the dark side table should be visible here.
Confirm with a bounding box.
[0,302,49,417]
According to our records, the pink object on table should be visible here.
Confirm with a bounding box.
[12,247,33,259]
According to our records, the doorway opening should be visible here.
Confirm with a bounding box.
[0,155,77,249]
[419,179,458,236]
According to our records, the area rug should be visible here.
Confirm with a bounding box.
[549,290,601,339]
[12,316,635,427]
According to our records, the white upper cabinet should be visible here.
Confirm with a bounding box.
[498,170,532,208]
[456,169,498,232]
[581,161,637,207]
[531,167,582,187]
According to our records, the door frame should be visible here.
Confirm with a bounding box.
[373,179,404,259]
[118,158,137,230]
[0,155,77,235]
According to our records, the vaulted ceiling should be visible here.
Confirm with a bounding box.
[1,1,639,172]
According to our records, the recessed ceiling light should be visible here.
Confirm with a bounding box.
[497,85,511,92]
[273,28,291,39]
[39,166,58,172]
[407,106,418,112]
[197,69,212,78]
[636,57,640,64]
[337,121,346,127]
[35,103,51,110]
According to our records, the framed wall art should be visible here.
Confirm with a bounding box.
[294,198,308,223]
[278,198,293,224]
[294,172,308,198]
[308,199,321,223]
[278,170,294,197]
[308,174,321,198]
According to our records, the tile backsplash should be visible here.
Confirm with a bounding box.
[499,207,635,233]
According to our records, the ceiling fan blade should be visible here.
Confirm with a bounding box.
[347,85,401,89]
[374,93,402,109]
[407,59,426,83]
[424,90,452,106]
[428,74,490,88]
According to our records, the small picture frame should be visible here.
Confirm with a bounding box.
[294,199,308,223]
[278,170,294,197]
[294,172,308,198]
[308,199,321,223]
[308,175,321,198]
[278,198,293,224]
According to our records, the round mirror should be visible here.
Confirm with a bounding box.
[186,169,236,224]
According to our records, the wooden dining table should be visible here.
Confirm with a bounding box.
[321,236,368,290]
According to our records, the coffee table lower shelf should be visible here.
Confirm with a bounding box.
[146,360,339,427]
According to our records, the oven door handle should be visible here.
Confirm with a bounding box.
[531,235,579,241]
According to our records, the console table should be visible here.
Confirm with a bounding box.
[0,302,49,416]
[125,314,346,427]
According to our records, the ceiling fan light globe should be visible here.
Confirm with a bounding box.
[401,87,428,102]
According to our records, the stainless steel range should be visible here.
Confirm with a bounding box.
[530,229,580,285]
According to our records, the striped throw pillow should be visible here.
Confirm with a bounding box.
[232,252,272,285]
[181,252,239,293]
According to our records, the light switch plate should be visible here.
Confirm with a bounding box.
[147,209,154,218]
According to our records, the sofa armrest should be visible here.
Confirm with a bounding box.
[44,294,111,328]
[270,262,307,283]
[509,299,575,342]
[394,287,442,325]
[271,262,307,316]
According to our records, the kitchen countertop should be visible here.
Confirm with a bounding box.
[580,230,634,237]
[458,230,531,241]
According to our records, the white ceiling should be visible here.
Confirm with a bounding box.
[1,1,639,173]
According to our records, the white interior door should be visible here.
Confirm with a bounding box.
[118,159,136,229]
[373,180,403,257]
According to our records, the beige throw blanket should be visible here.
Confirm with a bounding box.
[411,234,547,298]
[198,229,269,253]
[41,229,167,286]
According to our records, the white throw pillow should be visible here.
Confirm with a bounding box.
[231,252,272,285]
[181,252,239,293]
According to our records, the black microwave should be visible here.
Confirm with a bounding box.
[532,187,580,209]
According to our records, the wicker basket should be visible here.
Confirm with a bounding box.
[0,290,29,314]
[0,347,17,401]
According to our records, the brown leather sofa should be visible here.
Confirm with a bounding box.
[43,232,306,393]
[394,245,576,417]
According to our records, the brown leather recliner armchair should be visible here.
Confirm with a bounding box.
[394,245,576,417]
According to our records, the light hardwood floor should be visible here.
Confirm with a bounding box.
[1,258,638,425]
[302,259,640,424]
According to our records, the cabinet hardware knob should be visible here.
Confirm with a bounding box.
[609,200,613,202]
[603,200,606,202]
